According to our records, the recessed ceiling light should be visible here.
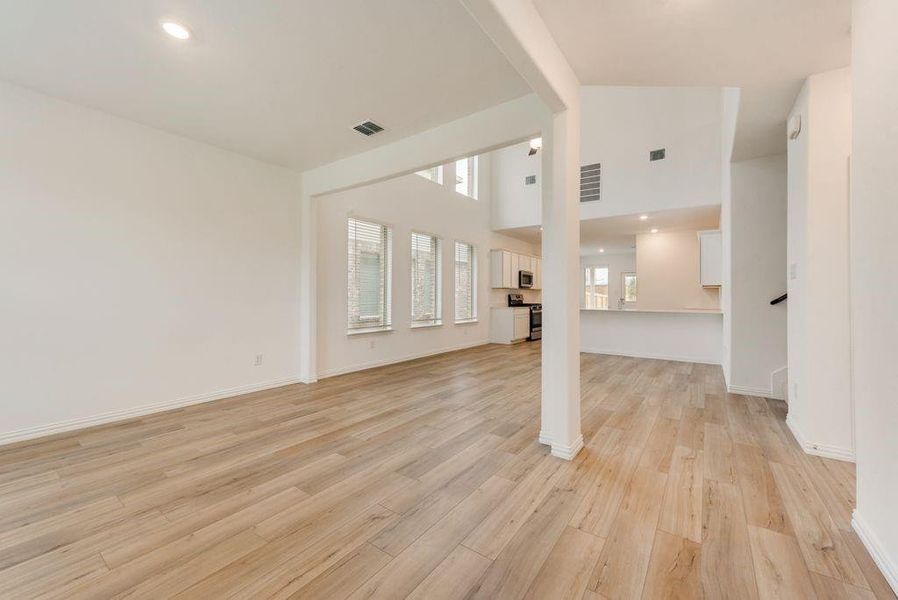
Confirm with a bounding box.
[161,21,191,40]
[651,228,659,233]
[599,248,605,253]
[528,137,543,156]
[639,215,648,221]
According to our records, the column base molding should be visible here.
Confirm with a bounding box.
[551,434,584,461]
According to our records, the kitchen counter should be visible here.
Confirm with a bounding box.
[580,307,722,315]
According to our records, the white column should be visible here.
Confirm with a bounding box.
[298,190,317,383]
[539,103,583,460]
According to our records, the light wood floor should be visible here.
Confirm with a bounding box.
[0,343,894,599]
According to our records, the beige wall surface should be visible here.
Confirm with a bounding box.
[635,230,720,310]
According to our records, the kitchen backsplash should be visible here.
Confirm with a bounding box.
[489,289,542,307]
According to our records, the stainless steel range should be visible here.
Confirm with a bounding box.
[508,293,542,341]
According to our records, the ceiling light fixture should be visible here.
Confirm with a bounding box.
[639,215,648,221]
[651,228,659,233]
[528,137,543,156]
[161,21,191,40]
[599,248,605,253]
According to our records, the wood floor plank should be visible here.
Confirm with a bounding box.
[701,479,758,599]
[747,525,817,599]
[641,529,701,600]
[524,526,605,600]
[405,544,492,600]
[659,445,703,543]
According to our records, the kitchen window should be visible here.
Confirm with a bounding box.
[454,241,476,322]
[347,218,392,332]
[583,266,609,309]
[410,232,442,326]
[622,272,638,303]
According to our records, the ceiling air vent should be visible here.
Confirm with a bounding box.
[650,148,666,161]
[352,120,385,137]
[525,175,537,186]
[580,162,601,202]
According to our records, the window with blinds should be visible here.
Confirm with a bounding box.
[347,218,392,332]
[410,232,442,325]
[455,157,478,199]
[454,241,476,322]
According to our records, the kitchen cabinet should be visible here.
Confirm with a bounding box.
[698,230,722,287]
[490,307,531,343]
[490,249,542,289]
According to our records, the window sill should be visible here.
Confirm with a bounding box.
[411,321,443,329]
[347,326,394,336]
[454,318,479,325]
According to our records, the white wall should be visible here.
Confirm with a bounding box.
[730,154,787,397]
[0,82,303,443]
[490,86,727,229]
[581,310,722,364]
[786,68,853,460]
[580,86,724,220]
[491,141,541,230]
[316,163,537,378]
[850,0,898,592]
[635,230,720,311]
[720,88,741,384]
[580,252,636,308]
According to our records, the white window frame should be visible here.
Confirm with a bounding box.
[582,265,610,309]
[347,217,393,334]
[416,166,443,184]
[454,240,477,323]
[454,156,478,199]
[410,231,443,328]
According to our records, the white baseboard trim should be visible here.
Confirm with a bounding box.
[727,383,785,401]
[538,430,552,446]
[0,376,304,447]
[317,340,490,379]
[785,415,855,462]
[551,434,584,461]
[852,510,898,595]
[580,347,720,366]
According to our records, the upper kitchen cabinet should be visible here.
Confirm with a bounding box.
[491,249,541,289]
[698,229,722,287]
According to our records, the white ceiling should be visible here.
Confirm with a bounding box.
[532,0,851,160]
[497,204,721,255]
[0,0,529,170]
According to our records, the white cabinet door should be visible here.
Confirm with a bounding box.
[519,255,532,273]
[698,230,722,287]
[510,253,520,288]
[502,251,513,288]
[513,309,530,340]
[533,258,542,289]
[490,250,503,289]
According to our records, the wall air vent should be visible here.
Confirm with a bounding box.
[580,162,601,202]
[650,148,666,161]
[525,175,537,185]
[352,120,385,137]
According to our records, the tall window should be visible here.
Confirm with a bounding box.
[455,157,478,199]
[622,272,638,303]
[416,166,443,184]
[583,266,609,308]
[454,241,476,322]
[347,218,392,331]
[410,232,442,326]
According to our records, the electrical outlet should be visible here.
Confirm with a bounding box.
[254,354,263,366]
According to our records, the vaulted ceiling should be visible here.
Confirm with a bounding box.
[0,0,530,170]
[532,0,851,160]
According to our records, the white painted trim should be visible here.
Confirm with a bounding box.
[538,430,552,446]
[852,510,898,595]
[317,340,490,379]
[0,376,304,447]
[551,434,584,461]
[727,384,785,401]
[580,347,720,366]
[785,415,856,462]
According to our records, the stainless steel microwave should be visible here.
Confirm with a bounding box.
[519,270,534,288]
